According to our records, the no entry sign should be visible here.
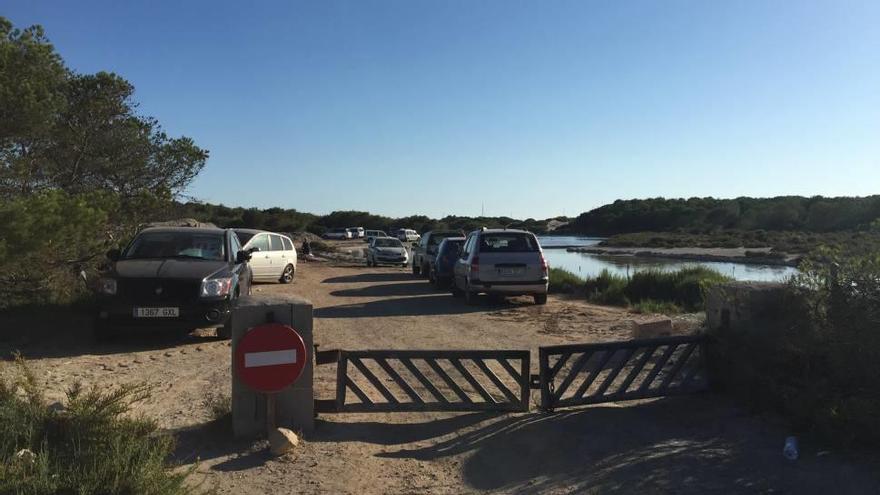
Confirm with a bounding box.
[235,323,308,393]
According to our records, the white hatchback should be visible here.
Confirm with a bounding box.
[234,229,298,283]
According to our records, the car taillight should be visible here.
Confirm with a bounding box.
[469,256,480,275]
[540,253,549,276]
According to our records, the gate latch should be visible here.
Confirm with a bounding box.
[529,373,542,389]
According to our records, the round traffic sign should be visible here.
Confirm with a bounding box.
[234,323,308,393]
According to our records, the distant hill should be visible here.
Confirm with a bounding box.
[565,196,880,235]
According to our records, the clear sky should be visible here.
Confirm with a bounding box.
[6,1,879,218]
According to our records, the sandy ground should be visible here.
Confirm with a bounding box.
[2,251,878,494]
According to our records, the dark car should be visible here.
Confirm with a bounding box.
[411,230,463,277]
[429,237,465,288]
[94,227,253,340]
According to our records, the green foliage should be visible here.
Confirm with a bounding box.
[0,17,208,309]
[583,267,730,311]
[630,299,682,315]
[548,267,584,294]
[569,196,880,236]
[708,251,880,447]
[0,357,193,494]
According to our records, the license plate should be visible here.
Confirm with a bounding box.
[133,307,179,318]
[500,268,524,277]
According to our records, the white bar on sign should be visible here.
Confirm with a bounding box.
[244,349,297,368]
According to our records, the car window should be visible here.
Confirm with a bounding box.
[231,232,242,256]
[374,238,403,248]
[250,234,270,252]
[478,233,539,253]
[429,232,456,245]
[124,231,226,261]
[282,236,293,251]
[235,230,255,246]
[270,235,284,251]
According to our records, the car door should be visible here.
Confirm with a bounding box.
[268,234,287,279]
[454,235,475,288]
[280,235,297,269]
[247,233,272,280]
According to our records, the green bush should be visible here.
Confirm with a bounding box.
[548,267,584,294]
[630,299,682,315]
[0,357,193,494]
[708,251,880,447]
[584,269,630,306]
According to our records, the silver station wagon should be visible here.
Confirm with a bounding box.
[452,228,549,305]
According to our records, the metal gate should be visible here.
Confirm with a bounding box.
[316,349,531,413]
[538,335,708,411]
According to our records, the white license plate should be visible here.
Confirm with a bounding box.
[500,268,524,277]
[133,307,179,318]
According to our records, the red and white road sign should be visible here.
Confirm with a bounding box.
[234,323,308,393]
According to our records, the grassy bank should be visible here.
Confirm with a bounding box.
[600,230,880,257]
[549,266,730,313]
[0,357,192,495]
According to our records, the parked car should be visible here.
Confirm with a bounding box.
[366,237,409,267]
[323,228,351,240]
[411,230,462,277]
[364,230,387,242]
[347,227,364,239]
[396,229,420,243]
[452,229,549,305]
[94,227,253,340]
[429,237,466,288]
[234,229,298,283]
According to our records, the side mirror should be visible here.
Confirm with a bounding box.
[246,246,260,254]
[236,250,252,264]
[106,248,121,262]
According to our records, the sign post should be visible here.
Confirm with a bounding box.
[234,321,309,436]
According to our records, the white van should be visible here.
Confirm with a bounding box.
[347,227,365,238]
[234,229,298,283]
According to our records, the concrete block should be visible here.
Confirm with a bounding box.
[232,294,314,439]
[631,318,673,339]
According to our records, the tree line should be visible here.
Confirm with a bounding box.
[566,196,880,235]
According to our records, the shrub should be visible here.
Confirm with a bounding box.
[584,269,630,306]
[709,251,880,447]
[630,299,682,315]
[0,356,193,494]
[548,267,584,294]
[583,266,730,311]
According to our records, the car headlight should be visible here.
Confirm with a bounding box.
[97,278,117,295]
[201,277,233,298]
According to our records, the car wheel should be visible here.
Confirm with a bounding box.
[93,321,116,343]
[451,281,463,297]
[534,293,548,305]
[279,264,295,284]
[420,263,430,279]
[412,264,421,276]
[217,319,232,339]
[428,269,435,283]
[464,282,478,305]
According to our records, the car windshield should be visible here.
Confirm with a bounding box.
[374,238,403,248]
[124,231,226,261]
[440,240,465,252]
[478,233,539,253]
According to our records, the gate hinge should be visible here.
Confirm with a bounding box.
[315,349,342,365]
[529,373,542,389]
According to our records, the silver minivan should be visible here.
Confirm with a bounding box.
[452,229,549,305]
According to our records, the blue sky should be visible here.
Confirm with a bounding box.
[6,1,879,218]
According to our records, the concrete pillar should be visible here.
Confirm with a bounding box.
[232,294,314,438]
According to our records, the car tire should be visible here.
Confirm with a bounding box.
[420,263,430,279]
[280,264,295,284]
[412,264,421,276]
[464,282,478,305]
[451,282,463,297]
[428,269,435,283]
[534,293,548,305]
[93,321,116,343]
[217,319,232,339]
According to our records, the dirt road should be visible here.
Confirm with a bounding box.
[3,259,878,494]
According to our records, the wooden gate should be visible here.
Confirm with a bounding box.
[315,349,531,413]
[538,335,708,411]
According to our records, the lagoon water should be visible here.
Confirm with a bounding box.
[537,236,797,282]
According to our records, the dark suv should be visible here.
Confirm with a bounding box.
[94,227,253,340]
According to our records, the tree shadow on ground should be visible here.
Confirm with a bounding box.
[310,396,880,494]
[314,293,522,318]
[323,272,415,284]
